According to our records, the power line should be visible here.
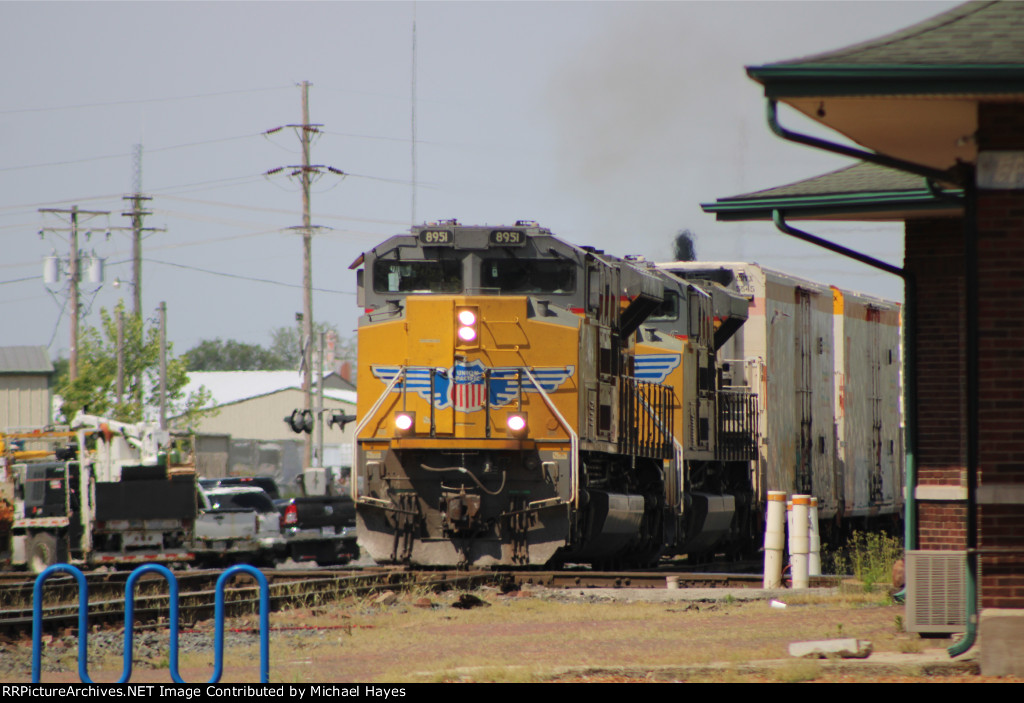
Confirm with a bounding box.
[153,175,268,195]
[0,275,37,285]
[0,152,128,175]
[156,194,410,227]
[0,133,263,175]
[145,258,354,295]
[0,85,293,116]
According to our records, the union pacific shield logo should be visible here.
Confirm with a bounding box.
[371,361,575,412]
[451,361,487,412]
[634,354,682,383]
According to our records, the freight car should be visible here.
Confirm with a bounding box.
[659,262,903,539]
[351,221,764,566]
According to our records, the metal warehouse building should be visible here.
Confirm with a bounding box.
[0,346,54,430]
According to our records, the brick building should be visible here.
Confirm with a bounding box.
[702,1,1024,674]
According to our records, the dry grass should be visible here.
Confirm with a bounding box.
[262,589,908,683]
[21,588,951,684]
[772,659,824,683]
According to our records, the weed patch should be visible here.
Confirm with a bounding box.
[773,659,822,683]
[826,531,903,587]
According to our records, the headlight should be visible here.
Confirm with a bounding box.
[456,307,479,346]
[394,411,416,435]
[506,412,528,438]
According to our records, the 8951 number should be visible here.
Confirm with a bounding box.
[489,230,524,246]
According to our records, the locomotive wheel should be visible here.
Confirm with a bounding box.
[27,533,67,574]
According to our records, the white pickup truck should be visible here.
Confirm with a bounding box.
[194,485,284,567]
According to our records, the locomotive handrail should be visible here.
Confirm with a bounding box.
[672,437,685,508]
[522,367,579,506]
[620,376,675,459]
[715,388,759,462]
[356,363,578,506]
[353,368,406,502]
[32,563,271,684]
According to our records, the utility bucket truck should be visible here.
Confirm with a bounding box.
[0,413,196,572]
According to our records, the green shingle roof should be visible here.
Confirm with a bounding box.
[774,1,1024,67]
[702,162,963,222]
[748,1,1024,98]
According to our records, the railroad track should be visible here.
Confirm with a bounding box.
[0,565,840,636]
[0,567,500,636]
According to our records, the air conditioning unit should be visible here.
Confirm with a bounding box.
[905,550,974,634]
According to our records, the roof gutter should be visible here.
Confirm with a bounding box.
[766,99,963,186]
[764,98,978,656]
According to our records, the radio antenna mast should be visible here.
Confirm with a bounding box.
[411,5,418,225]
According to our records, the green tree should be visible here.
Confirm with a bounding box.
[268,322,346,369]
[56,301,213,429]
[185,338,289,371]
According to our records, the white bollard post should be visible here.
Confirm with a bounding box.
[808,497,821,577]
[791,494,811,589]
[763,491,787,589]
[786,498,794,559]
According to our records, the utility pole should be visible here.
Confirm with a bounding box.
[301,81,314,468]
[159,301,167,430]
[123,193,151,318]
[39,206,109,381]
[264,81,344,467]
[116,309,125,406]
[121,144,164,318]
[317,331,325,466]
[411,9,418,225]
[69,208,80,382]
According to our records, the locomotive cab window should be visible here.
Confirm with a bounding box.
[372,259,463,294]
[648,290,679,322]
[481,259,576,294]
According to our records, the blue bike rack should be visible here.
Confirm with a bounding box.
[32,563,270,683]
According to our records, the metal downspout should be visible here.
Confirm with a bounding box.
[765,99,976,655]
[948,178,978,657]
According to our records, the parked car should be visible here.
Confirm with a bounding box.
[194,485,284,567]
[198,473,360,566]
[199,476,284,502]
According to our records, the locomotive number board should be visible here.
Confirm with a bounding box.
[418,229,454,245]
[489,229,526,246]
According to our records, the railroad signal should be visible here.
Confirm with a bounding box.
[285,409,314,434]
[328,412,357,430]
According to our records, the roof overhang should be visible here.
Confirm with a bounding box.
[702,163,964,223]
[705,188,963,222]
[748,65,1024,172]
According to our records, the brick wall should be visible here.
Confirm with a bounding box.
[904,217,967,550]
[975,102,1024,608]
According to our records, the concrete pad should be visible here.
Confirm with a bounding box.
[980,608,1024,676]
[789,638,873,659]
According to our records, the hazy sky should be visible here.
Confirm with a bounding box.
[0,1,960,359]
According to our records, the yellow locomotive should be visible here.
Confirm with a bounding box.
[351,221,757,566]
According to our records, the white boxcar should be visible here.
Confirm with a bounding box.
[832,287,902,518]
[658,262,902,528]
